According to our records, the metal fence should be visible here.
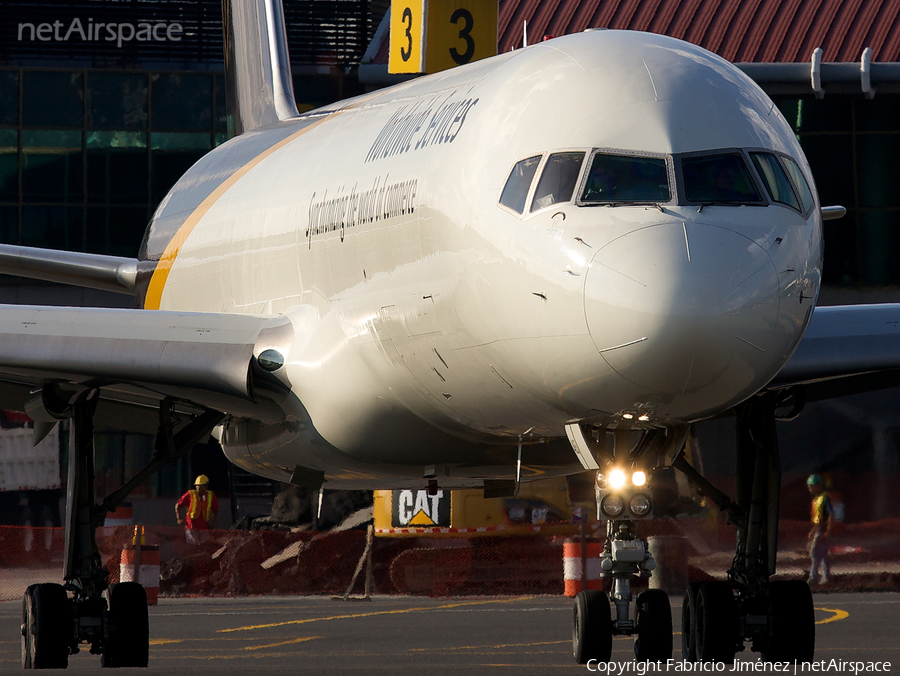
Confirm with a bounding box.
[1,517,898,602]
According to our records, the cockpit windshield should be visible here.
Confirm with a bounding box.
[531,152,585,212]
[682,153,762,204]
[580,153,670,203]
[499,147,807,217]
[499,155,541,214]
[750,152,800,211]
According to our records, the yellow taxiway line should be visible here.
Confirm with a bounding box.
[218,597,534,633]
[816,607,850,624]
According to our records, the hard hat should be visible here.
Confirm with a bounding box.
[194,475,210,486]
[806,474,823,486]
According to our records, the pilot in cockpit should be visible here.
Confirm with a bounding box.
[583,164,616,200]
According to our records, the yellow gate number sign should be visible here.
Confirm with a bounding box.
[390,0,425,73]
[389,0,498,75]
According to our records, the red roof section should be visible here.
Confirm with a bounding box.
[497,0,900,62]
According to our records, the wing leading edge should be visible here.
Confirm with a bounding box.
[0,243,137,295]
[0,305,295,432]
[768,303,900,401]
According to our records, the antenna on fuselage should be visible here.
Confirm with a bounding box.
[516,427,535,490]
[523,20,528,48]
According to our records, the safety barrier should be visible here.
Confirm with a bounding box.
[563,541,604,596]
[118,542,161,605]
[103,505,133,529]
[1,517,899,601]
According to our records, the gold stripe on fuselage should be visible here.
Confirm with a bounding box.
[143,112,340,310]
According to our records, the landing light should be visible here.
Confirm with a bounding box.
[622,413,634,420]
[638,414,649,422]
[600,494,625,518]
[595,469,654,521]
[257,349,285,372]
[628,494,652,517]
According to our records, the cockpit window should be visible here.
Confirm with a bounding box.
[781,157,815,213]
[500,155,541,214]
[531,152,585,212]
[750,152,800,211]
[682,154,762,204]
[580,153,670,203]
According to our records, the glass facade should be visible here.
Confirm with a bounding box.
[0,68,226,258]
[776,95,900,287]
[0,67,363,262]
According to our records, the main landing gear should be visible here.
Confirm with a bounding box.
[677,395,815,663]
[572,393,816,664]
[20,388,222,669]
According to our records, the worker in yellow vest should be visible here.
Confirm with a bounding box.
[807,474,833,585]
[175,475,219,544]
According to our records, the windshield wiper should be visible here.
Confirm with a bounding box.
[581,200,656,207]
[696,201,745,212]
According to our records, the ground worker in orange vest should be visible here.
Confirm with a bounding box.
[175,475,219,544]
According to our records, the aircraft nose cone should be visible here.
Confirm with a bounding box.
[584,221,781,415]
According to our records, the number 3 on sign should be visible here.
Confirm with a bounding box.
[389,0,498,75]
[389,0,425,73]
[449,8,475,65]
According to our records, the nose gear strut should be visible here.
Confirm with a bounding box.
[573,517,673,663]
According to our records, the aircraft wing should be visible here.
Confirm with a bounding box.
[0,305,294,434]
[0,243,137,295]
[767,303,900,402]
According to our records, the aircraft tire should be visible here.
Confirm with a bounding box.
[21,585,33,670]
[681,581,702,661]
[21,583,70,669]
[102,582,149,668]
[573,590,612,664]
[694,581,738,663]
[764,580,815,663]
[634,589,673,661]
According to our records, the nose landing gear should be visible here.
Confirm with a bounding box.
[573,519,672,664]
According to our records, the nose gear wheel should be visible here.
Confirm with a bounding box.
[573,590,613,664]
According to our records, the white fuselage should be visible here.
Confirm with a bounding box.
[142,31,822,487]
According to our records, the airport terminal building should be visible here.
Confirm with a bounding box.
[0,0,897,521]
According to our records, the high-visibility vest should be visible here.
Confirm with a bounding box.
[811,492,832,524]
[188,490,215,522]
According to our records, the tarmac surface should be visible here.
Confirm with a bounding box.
[0,592,898,674]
